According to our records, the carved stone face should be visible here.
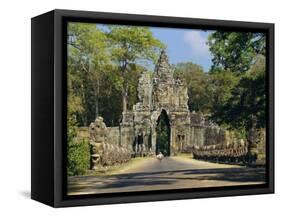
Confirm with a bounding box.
[89,117,108,170]
[90,141,104,170]
[91,154,101,167]
[91,142,103,154]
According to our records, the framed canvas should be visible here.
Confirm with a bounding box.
[31,9,274,207]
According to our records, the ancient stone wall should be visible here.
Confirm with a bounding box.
[88,117,131,170]
[257,129,266,164]
[107,127,120,147]
[77,127,88,141]
[204,126,226,146]
[120,125,135,151]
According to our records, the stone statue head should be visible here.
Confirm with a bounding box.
[89,116,107,143]
[89,116,108,170]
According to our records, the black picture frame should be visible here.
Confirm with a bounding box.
[31,9,274,207]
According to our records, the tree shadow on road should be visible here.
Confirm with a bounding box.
[68,167,266,194]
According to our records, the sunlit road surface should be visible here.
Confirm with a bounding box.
[68,156,266,195]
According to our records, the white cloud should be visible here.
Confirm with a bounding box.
[183,30,210,57]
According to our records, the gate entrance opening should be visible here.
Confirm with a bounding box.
[156,110,170,156]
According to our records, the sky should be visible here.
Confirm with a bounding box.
[150,27,213,71]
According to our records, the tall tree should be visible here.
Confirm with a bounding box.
[216,55,266,130]
[68,22,109,125]
[208,30,266,132]
[208,32,265,73]
[107,26,165,112]
[207,70,240,124]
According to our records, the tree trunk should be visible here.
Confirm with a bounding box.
[95,79,100,118]
[122,91,127,112]
[121,61,128,113]
[81,84,88,126]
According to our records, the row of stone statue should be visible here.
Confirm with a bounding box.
[89,117,131,170]
[192,140,251,163]
[88,116,264,170]
[192,117,265,164]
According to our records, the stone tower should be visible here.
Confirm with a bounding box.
[152,50,189,112]
[121,50,205,156]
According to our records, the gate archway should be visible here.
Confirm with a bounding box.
[156,110,171,156]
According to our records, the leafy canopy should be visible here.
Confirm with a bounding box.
[208,32,265,73]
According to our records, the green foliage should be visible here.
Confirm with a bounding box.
[208,30,266,132]
[66,23,166,175]
[68,22,110,126]
[67,116,90,176]
[107,26,165,65]
[175,32,267,134]
[173,62,240,119]
[214,56,266,130]
[67,23,164,125]
[207,70,240,116]
[208,32,265,73]
[174,62,210,113]
[107,25,165,111]
[66,22,267,172]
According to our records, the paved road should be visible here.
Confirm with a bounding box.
[68,157,266,195]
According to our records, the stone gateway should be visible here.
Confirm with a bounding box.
[86,50,264,169]
[120,50,224,156]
